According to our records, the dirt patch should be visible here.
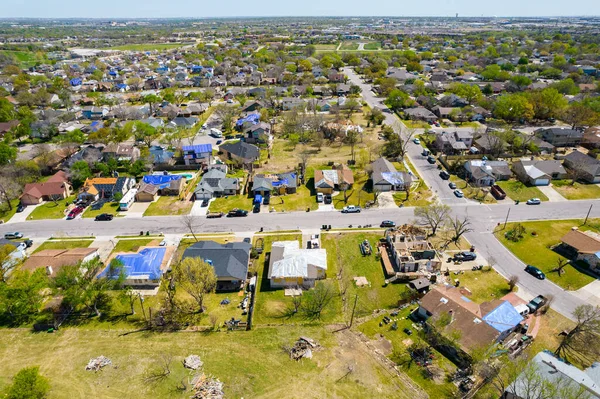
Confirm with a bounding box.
[402,338,413,347]
[427,365,446,385]
[370,335,393,356]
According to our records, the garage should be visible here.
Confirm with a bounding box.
[532,178,550,186]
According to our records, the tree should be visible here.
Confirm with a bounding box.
[301,281,335,319]
[509,75,532,91]
[128,159,147,178]
[508,275,519,291]
[68,160,92,188]
[0,269,48,326]
[172,258,217,313]
[343,98,360,119]
[181,215,201,242]
[6,366,50,399]
[552,258,569,277]
[555,304,600,365]
[493,94,534,122]
[413,203,451,236]
[551,78,580,95]
[214,104,237,133]
[528,88,568,120]
[447,83,482,104]
[143,94,161,115]
[134,121,160,148]
[344,129,360,162]
[562,103,600,129]
[448,216,473,246]
[0,142,17,165]
[385,89,413,111]
[296,147,312,176]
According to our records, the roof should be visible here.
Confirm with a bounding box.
[183,143,212,154]
[220,141,260,161]
[516,160,566,178]
[195,169,239,194]
[102,247,166,280]
[22,181,68,199]
[21,248,98,277]
[314,167,354,188]
[142,174,182,190]
[269,241,327,279]
[182,241,251,281]
[561,229,600,254]
[371,157,412,186]
[481,300,523,333]
[564,151,600,176]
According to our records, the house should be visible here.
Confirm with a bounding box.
[403,107,437,122]
[102,144,140,162]
[148,145,175,166]
[464,160,512,186]
[79,177,136,201]
[384,227,437,273]
[182,144,212,166]
[435,131,473,154]
[244,122,271,144]
[63,145,104,168]
[21,248,99,278]
[168,116,198,128]
[416,285,523,354]
[281,97,305,110]
[0,120,19,137]
[473,134,507,155]
[313,165,354,194]
[564,150,600,183]
[100,247,167,286]
[268,241,327,289]
[136,174,184,202]
[409,277,431,293]
[252,172,297,196]
[536,127,583,147]
[20,171,72,205]
[336,83,351,96]
[530,137,555,154]
[182,241,251,291]
[219,141,260,168]
[81,106,108,120]
[559,228,600,273]
[386,67,411,82]
[194,167,240,200]
[431,106,461,119]
[503,351,600,399]
[583,127,600,149]
[371,157,413,192]
[241,101,264,113]
[512,160,567,186]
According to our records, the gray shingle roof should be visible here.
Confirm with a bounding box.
[182,241,251,281]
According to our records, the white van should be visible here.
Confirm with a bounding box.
[210,128,223,138]
[514,303,529,317]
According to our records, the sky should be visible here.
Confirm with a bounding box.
[2,0,599,18]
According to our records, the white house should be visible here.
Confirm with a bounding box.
[268,241,327,288]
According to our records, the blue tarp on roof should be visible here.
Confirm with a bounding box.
[109,70,118,76]
[142,174,182,189]
[70,78,82,86]
[100,247,166,280]
[182,144,212,154]
[116,83,128,89]
[482,301,523,333]
[381,172,406,185]
[90,121,102,132]
[236,113,260,127]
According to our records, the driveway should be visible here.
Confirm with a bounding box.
[190,199,212,216]
[316,204,335,212]
[7,204,40,223]
[377,192,397,209]
[537,185,568,202]
[123,202,152,218]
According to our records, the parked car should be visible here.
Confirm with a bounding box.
[94,213,114,221]
[449,182,457,189]
[316,193,324,203]
[380,220,396,228]
[216,140,222,145]
[16,203,25,213]
[453,252,477,261]
[403,328,412,335]
[263,196,270,205]
[413,138,420,144]
[243,237,251,244]
[201,199,209,207]
[4,232,23,239]
[206,212,224,218]
[526,198,541,205]
[341,205,361,213]
[253,204,261,213]
[324,194,332,204]
[427,155,436,164]
[454,189,464,198]
[525,265,546,280]
[227,208,248,217]
[439,170,450,180]
[422,148,430,156]
[526,295,546,313]
[67,206,84,220]
[225,135,234,140]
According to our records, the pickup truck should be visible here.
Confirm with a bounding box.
[341,205,361,213]
[227,209,248,217]
[526,295,546,313]
[206,212,224,219]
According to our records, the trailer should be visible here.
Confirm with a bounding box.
[119,188,137,211]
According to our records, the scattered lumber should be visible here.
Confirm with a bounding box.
[85,356,112,371]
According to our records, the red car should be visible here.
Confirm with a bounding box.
[67,206,84,220]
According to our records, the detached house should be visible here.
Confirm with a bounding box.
[313,165,354,194]
[194,168,240,200]
[182,144,212,166]
[102,144,140,162]
[79,177,136,202]
[403,107,437,122]
[20,171,72,205]
[268,241,327,289]
[135,174,185,202]
[559,228,600,273]
[219,141,260,169]
[464,160,511,186]
[371,157,413,192]
[563,150,600,183]
[512,160,567,186]
[435,131,473,154]
[536,127,583,147]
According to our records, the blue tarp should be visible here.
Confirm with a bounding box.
[272,178,288,187]
[142,174,182,189]
[100,247,166,280]
[70,78,82,86]
[109,70,118,76]
[381,172,406,185]
[482,301,524,333]
[90,121,102,132]
[116,83,128,89]
[254,194,263,204]
[236,113,260,126]
[182,144,212,154]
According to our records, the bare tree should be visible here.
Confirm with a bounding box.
[508,275,519,291]
[181,215,201,242]
[448,216,473,246]
[344,129,360,162]
[555,304,600,364]
[302,281,336,319]
[413,203,451,236]
[340,182,353,205]
[552,258,570,277]
[143,353,173,384]
[297,146,312,176]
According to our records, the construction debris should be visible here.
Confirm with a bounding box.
[85,356,112,371]
[184,355,203,370]
[289,337,320,361]
[190,373,224,399]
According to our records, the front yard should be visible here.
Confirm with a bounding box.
[0,199,19,223]
[112,238,158,253]
[82,201,121,219]
[333,171,375,210]
[495,219,598,290]
[552,180,600,200]
[392,160,434,207]
[496,180,549,202]
[208,194,252,213]
[449,176,496,203]
[28,195,78,220]
[143,196,193,216]
[33,239,94,253]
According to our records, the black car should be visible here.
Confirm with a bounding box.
[439,170,450,180]
[228,209,248,217]
[525,265,546,280]
[403,328,412,335]
[427,155,436,164]
[324,194,332,204]
[201,199,209,207]
[263,196,270,205]
[453,251,477,261]
[243,237,251,244]
[253,204,261,213]
[16,203,25,213]
[225,135,234,140]
[94,213,114,221]
[527,295,546,313]
[380,220,396,228]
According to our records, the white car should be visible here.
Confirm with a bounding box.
[4,232,23,239]
[413,138,420,144]
[316,193,324,203]
[526,198,541,205]
[454,189,464,198]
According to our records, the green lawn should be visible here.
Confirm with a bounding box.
[403,120,430,129]
[269,185,318,212]
[252,234,343,325]
[143,196,192,216]
[333,171,375,209]
[108,43,185,51]
[340,42,359,50]
[454,269,513,303]
[314,44,338,51]
[0,199,20,223]
[392,160,433,207]
[82,202,121,219]
[495,219,598,290]
[322,232,412,318]
[208,194,252,213]
[33,240,93,254]
[0,50,43,68]
[449,176,496,203]
[552,180,600,200]
[112,239,157,253]
[496,180,549,202]
[28,195,77,220]
[364,42,382,50]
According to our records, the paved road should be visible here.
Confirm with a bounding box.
[344,66,600,319]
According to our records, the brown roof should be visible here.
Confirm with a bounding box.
[419,285,500,352]
[21,182,68,200]
[560,229,600,254]
[0,120,18,134]
[21,248,98,277]
[46,170,69,184]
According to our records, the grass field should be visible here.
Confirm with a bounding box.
[333,171,375,210]
[33,240,93,254]
[82,202,121,219]
[403,120,431,129]
[112,239,157,253]
[108,43,185,51]
[552,180,600,200]
[28,195,77,220]
[0,199,19,223]
[314,44,338,51]
[0,50,43,68]
[340,42,359,50]
[495,219,598,290]
[454,269,513,303]
[364,42,382,50]
[143,196,192,216]
[496,180,549,202]
[449,176,496,203]
[269,185,318,212]
[0,325,408,399]
[208,195,251,213]
[392,160,433,207]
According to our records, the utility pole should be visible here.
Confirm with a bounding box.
[503,207,511,230]
[584,204,593,225]
[348,294,359,328]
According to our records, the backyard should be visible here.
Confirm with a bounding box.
[143,196,193,216]
[28,195,78,220]
[453,269,512,303]
[552,180,600,200]
[495,219,599,290]
[496,180,549,202]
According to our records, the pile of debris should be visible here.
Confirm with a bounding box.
[85,356,112,371]
[288,337,320,361]
[184,355,203,370]
[190,373,224,399]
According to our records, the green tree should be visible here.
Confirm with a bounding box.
[172,257,217,313]
[0,98,15,122]
[134,121,159,148]
[562,103,600,129]
[551,78,580,95]
[0,142,17,165]
[128,159,147,178]
[6,366,50,399]
[447,83,482,104]
[142,94,161,115]
[509,75,532,91]
[385,89,413,111]
[0,269,48,326]
[528,88,568,120]
[493,94,534,122]
[68,160,92,188]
